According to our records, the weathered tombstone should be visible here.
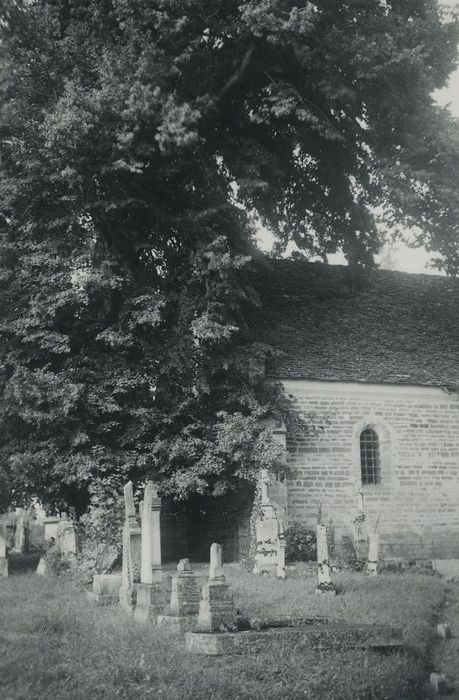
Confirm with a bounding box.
[134,481,165,622]
[277,530,286,580]
[43,516,60,543]
[57,516,78,557]
[315,524,337,595]
[87,573,122,605]
[367,533,379,577]
[198,543,237,632]
[36,557,47,576]
[157,558,201,631]
[253,469,285,578]
[119,481,142,613]
[13,514,26,553]
[0,523,8,577]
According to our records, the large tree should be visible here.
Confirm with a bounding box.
[1,0,458,512]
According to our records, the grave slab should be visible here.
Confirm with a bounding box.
[186,622,403,656]
[157,614,197,632]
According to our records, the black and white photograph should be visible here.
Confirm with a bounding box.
[0,1,458,698]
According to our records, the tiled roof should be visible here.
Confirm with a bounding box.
[250,259,459,386]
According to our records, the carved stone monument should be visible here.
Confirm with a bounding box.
[198,544,236,632]
[134,481,165,623]
[253,469,286,578]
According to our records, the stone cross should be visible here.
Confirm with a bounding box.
[209,543,224,580]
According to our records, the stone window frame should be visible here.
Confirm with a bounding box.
[352,417,396,490]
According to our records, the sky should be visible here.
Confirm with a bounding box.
[258,24,459,275]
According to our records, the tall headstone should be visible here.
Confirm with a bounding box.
[13,514,27,553]
[157,558,201,631]
[0,523,8,577]
[198,544,237,632]
[119,481,142,614]
[134,482,165,622]
[315,524,336,595]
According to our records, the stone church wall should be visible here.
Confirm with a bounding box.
[284,380,459,559]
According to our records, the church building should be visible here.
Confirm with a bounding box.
[254,259,459,560]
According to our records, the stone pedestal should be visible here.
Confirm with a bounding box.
[198,581,237,632]
[157,558,200,632]
[198,545,236,632]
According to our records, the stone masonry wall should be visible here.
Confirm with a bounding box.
[284,380,459,559]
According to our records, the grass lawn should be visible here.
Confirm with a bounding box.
[0,563,445,700]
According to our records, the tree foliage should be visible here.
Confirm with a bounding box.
[1,0,459,511]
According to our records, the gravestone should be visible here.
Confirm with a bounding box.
[57,516,78,556]
[119,481,142,613]
[134,481,166,622]
[367,533,379,576]
[157,558,200,631]
[43,516,60,544]
[316,524,337,595]
[277,530,286,579]
[253,470,285,578]
[13,514,28,554]
[0,523,8,577]
[87,573,122,605]
[198,544,237,632]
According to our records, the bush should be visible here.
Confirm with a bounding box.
[285,523,317,562]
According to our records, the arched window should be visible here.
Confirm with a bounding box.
[360,428,381,485]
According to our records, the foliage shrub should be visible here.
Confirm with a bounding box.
[76,481,124,579]
[285,523,317,563]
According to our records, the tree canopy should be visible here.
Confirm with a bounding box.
[1,0,459,512]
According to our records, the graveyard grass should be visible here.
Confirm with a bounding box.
[0,564,445,700]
